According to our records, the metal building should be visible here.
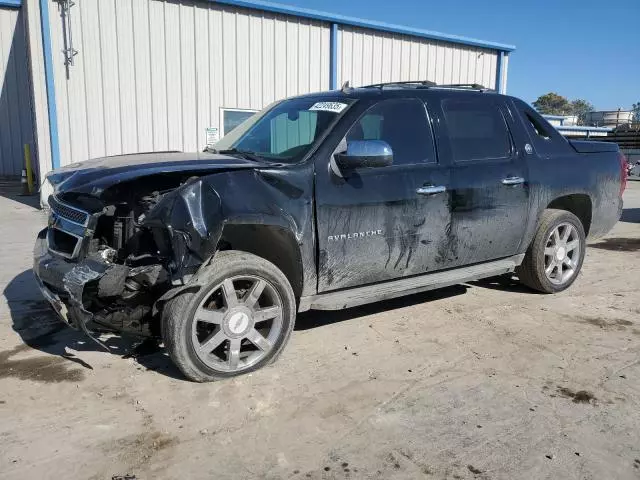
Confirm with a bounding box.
[0,0,514,182]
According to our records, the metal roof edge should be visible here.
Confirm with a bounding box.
[0,0,22,8]
[210,0,516,52]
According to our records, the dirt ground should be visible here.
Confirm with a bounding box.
[1,181,639,480]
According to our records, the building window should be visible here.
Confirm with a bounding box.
[221,108,257,137]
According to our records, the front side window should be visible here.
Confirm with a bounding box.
[442,98,512,162]
[346,98,436,166]
[213,98,354,163]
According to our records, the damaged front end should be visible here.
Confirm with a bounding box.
[33,175,223,346]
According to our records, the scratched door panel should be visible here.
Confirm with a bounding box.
[316,164,451,292]
[439,96,530,266]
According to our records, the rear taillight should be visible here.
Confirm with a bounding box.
[619,152,628,196]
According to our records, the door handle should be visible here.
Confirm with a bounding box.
[416,185,447,195]
[501,176,525,186]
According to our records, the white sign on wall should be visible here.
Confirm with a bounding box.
[206,127,219,148]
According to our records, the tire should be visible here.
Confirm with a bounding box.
[516,209,586,294]
[162,250,296,382]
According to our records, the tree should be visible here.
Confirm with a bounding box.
[569,99,595,125]
[632,102,640,122]
[533,92,571,115]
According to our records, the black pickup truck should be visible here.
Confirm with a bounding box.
[34,83,626,382]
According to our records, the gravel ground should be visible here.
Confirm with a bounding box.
[1,181,639,480]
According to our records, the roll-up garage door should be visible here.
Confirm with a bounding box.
[0,6,35,177]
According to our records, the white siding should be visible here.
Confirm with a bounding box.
[27,0,506,176]
[0,7,35,177]
[338,25,498,89]
[43,0,331,168]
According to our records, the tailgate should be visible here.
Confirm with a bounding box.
[569,140,619,154]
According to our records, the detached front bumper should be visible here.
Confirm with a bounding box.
[34,229,74,324]
[34,229,166,342]
[35,272,71,325]
[33,229,111,346]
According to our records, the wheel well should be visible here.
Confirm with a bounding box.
[216,224,304,298]
[547,194,592,235]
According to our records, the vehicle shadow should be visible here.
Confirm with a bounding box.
[620,208,640,224]
[295,284,469,330]
[3,269,184,381]
[467,274,539,294]
[5,269,536,381]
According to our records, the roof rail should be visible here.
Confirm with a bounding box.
[360,80,437,90]
[356,81,495,92]
[433,83,494,92]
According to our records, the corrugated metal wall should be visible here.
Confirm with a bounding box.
[26,0,508,177]
[44,0,330,167]
[0,7,35,177]
[338,25,498,89]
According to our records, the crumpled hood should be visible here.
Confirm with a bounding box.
[49,151,263,196]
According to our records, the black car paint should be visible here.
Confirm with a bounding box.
[443,98,529,266]
[49,151,263,197]
[34,87,623,338]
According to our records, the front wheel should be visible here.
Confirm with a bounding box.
[516,209,586,293]
[162,251,296,382]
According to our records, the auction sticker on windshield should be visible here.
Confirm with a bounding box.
[309,102,348,113]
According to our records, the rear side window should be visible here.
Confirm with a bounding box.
[524,112,552,140]
[442,99,512,162]
[515,102,571,157]
[346,98,436,165]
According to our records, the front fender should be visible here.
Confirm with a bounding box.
[143,165,316,295]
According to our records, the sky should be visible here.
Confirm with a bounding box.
[285,0,639,110]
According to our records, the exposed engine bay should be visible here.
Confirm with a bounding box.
[38,174,211,341]
[33,150,314,361]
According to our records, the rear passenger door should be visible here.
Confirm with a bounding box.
[436,96,530,266]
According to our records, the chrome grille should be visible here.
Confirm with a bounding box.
[49,196,89,226]
[47,196,91,259]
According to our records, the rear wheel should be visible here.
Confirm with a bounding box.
[162,251,296,382]
[516,209,586,293]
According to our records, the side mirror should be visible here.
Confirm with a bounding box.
[334,140,393,173]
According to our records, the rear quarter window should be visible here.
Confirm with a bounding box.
[514,101,572,157]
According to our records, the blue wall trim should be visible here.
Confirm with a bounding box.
[39,0,60,170]
[211,0,515,52]
[0,0,22,8]
[495,51,504,93]
[330,23,338,90]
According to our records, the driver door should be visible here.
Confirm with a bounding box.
[314,98,453,292]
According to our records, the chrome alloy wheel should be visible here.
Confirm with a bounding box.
[191,276,283,372]
[544,222,581,285]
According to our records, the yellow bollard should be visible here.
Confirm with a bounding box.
[24,144,34,194]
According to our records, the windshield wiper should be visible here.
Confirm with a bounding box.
[212,148,264,162]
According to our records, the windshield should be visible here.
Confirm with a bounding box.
[211,97,354,163]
